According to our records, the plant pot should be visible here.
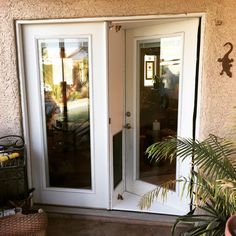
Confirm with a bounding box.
[225,214,236,236]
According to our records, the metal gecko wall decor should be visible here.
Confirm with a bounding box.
[218,42,234,78]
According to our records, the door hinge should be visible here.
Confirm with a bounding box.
[109,118,111,124]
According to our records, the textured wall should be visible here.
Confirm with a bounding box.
[0,0,235,139]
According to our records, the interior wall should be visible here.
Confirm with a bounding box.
[0,0,236,139]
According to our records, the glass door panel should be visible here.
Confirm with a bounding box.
[38,38,91,189]
[20,22,109,208]
[139,36,182,190]
[125,18,199,214]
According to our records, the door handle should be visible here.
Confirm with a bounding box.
[124,123,131,129]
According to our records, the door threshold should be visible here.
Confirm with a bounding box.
[112,192,186,216]
[35,203,180,226]
[36,192,185,225]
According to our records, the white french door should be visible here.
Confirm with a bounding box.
[19,22,110,208]
[125,18,199,215]
[17,16,202,214]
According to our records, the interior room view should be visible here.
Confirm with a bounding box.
[138,38,178,188]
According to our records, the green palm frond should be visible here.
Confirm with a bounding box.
[217,179,236,201]
[141,132,236,235]
[139,179,179,209]
[139,176,194,210]
[171,202,226,236]
[146,134,236,180]
[190,170,235,213]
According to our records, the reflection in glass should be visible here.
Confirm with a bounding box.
[139,36,182,190]
[38,38,91,189]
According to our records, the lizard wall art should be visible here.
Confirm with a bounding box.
[218,42,234,78]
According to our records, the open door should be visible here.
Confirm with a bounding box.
[122,18,199,215]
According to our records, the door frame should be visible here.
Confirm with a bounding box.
[15,13,205,212]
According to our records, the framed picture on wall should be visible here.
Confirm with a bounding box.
[146,61,154,80]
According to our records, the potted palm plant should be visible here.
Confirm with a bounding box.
[139,134,236,235]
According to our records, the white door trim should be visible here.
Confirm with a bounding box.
[16,13,206,25]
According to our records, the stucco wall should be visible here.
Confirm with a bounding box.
[0,0,235,139]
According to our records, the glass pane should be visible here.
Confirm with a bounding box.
[139,36,182,190]
[38,38,91,189]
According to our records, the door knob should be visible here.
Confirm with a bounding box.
[124,123,131,129]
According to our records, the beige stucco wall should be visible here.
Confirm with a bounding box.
[0,0,235,139]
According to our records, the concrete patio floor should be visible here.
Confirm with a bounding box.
[47,212,190,236]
